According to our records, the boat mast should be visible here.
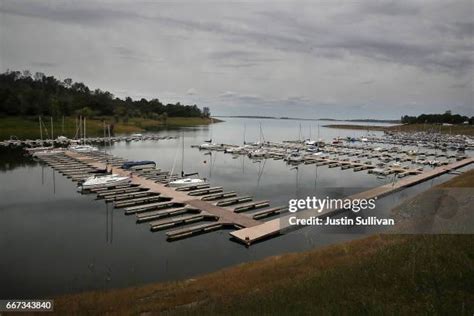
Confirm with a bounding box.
[39,116,43,144]
[78,116,82,142]
[51,117,54,141]
[181,131,185,177]
[259,122,265,144]
[84,117,86,144]
[103,121,106,155]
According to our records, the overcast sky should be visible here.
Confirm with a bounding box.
[1,0,473,119]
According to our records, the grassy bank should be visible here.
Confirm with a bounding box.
[0,116,220,140]
[324,123,474,136]
[54,170,474,315]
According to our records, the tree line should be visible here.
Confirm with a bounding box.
[0,70,210,120]
[401,111,474,125]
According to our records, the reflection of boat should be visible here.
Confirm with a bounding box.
[69,144,99,152]
[168,178,206,187]
[121,160,156,170]
[78,174,130,190]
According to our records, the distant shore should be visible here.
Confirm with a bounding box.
[323,123,474,136]
[0,116,222,140]
[214,115,399,124]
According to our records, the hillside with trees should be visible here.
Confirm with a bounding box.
[401,111,473,125]
[0,70,208,120]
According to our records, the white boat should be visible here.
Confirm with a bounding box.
[199,143,218,150]
[225,146,244,154]
[26,146,54,154]
[304,140,317,146]
[56,136,69,142]
[285,152,304,163]
[168,178,206,188]
[305,146,318,152]
[361,137,368,142]
[131,133,143,138]
[78,174,130,190]
[69,144,99,152]
[428,160,440,166]
[32,149,65,157]
[248,149,267,158]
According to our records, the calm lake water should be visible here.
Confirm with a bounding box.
[0,118,471,298]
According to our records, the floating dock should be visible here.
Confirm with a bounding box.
[33,146,473,246]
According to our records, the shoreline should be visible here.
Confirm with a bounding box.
[0,116,222,140]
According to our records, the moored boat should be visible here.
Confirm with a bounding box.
[285,151,304,163]
[32,149,66,157]
[248,148,268,158]
[78,174,130,190]
[121,160,156,170]
[69,144,99,152]
[168,178,206,188]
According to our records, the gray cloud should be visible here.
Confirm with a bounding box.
[1,0,472,118]
[30,61,57,68]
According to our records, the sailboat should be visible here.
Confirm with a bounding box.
[26,116,55,154]
[78,174,131,190]
[225,124,248,154]
[169,132,207,187]
[68,116,98,152]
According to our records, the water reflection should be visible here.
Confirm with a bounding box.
[0,148,37,171]
[105,203,114,244]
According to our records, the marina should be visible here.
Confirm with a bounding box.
[2,118,474,297]
[25,124,473,246]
